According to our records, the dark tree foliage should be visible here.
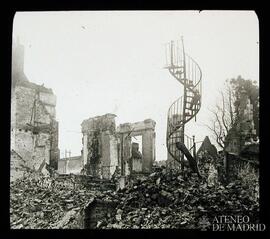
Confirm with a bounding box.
[206,76,259,149]
[230,76,259,136]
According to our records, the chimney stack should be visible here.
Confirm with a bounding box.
[12,37,28,81]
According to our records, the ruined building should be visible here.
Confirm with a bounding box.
[11,38,60,181]
[117,119,156,175]
[81,114,156,179]
[81,114,119,179]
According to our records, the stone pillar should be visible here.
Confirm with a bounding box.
[81,114,118,179]
[50,120,60,170]
[122,134,132,176]
[109,134,119,177]
[100,131,111,179]
[142,129,155,173]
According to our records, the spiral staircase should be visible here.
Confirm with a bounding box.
[165,38,202,176]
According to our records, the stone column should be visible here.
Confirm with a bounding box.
[122,134,132,176]
[100,131,111,179]
[109,134,119,177]
[142,129,155,173]
[81,114,118,178]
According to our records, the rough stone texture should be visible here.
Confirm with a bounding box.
[11,84,59,175]
[81,113,116,134]
[81,114,118,179]
[101,131,111,179]
[82,199,117,229]
[109,134,119,176]
[225,152,259,200]
[131,143,142,172]
[81,115,156,178]
[117,119,156,134]
[10,39,59,181]
[50,120,60,170]
[142,129,155,172]
[117,119,156,174]
[10,150,26,182]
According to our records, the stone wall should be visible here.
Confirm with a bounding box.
[11,82,59,174]
[117,119,156,174]
[142,129,155,172]
[81,114,118,179]
[50,120,60,170]
[225,152,259,200]
[11,45,59,180]
[81,115,156,178]
[12,83,53,128]
[131,143,142,172]
[10,150,26,182]
[109,135,119,176]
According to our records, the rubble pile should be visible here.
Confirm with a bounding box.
[10,165,259,229]
[10,172,112,229]
[100,168,259,229]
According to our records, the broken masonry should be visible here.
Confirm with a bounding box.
[11,37,60,181]
[81,114,156,180]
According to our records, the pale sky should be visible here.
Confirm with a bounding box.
[13,11,259,160]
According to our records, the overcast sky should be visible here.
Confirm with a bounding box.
[13,11,259,160]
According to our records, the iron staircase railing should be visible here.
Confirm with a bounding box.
[165,38,202,176]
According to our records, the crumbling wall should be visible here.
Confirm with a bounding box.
[117,119,156,175]
[50,120,60,170]
[81,199,117,229]
[86,131,101,177]
[39,91,57,118]
[13,129,34,165]
[81,116,156,178]
[142,128,155,172]
[225,152,259,201]
[10,150,26,182]
[81,114,118,179]
[109,135,119,176]
[12,127,52,173]
[131,143,142,172]
[31,132,51,171]
[11,82,59,179]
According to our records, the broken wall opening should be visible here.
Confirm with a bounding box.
[117,119,156,175]
[131,136,142,153]
[82,199,117,229]
[131,136,143,173]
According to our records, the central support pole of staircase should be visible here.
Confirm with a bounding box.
[181,36,187,170]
